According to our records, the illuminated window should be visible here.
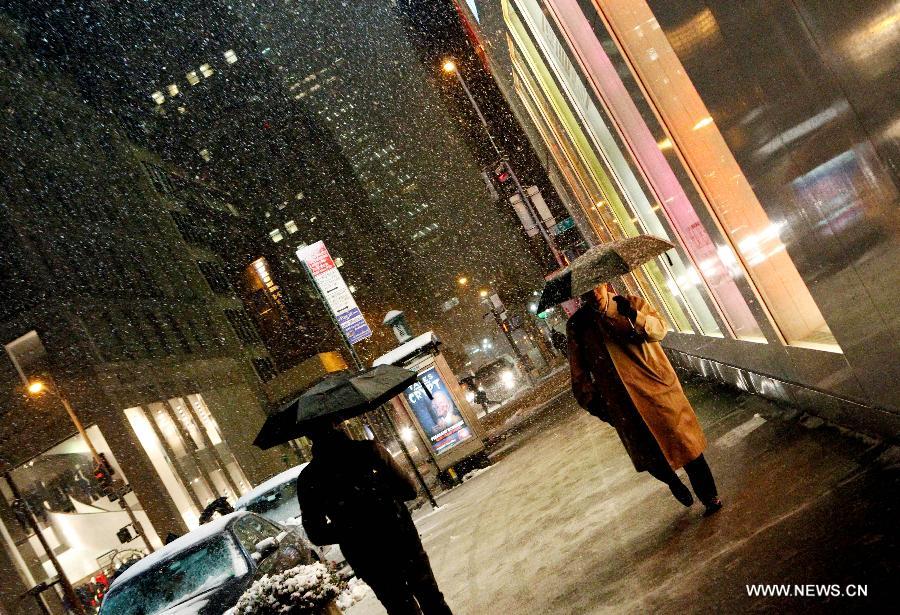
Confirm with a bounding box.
[167,84,179,97]
[186,71,200,86]
[284,220,299,234]
[151,91,165,105]
[124,396,250,531]
[199,63,214,78]
[269,229,284,243]
[595,0,840,352]
[223,49,238,64]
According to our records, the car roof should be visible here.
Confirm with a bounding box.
[233,463,308,510]
[107,511,252,590]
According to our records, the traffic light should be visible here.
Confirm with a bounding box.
[94,453,116,499]
[494,162,512,184]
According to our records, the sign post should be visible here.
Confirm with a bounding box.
[297,242,437,507]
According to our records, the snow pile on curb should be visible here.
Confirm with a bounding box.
[335,577,375,610]
[461,467,492,482]
[233,563,341,614]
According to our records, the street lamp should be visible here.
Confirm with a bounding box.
[441,57,502,158]
[479,289,489,298]
[25,374,155,554]
[457,276,469,286]
[441,57,565,267]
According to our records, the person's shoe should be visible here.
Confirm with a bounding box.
[668,479,694,507]
[702,497,723,516]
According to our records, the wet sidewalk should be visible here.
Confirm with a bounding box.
[349,379,898,614]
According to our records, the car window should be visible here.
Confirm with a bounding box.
[240,480,301,524]
[100,536,247,615]
[232,514,283,553]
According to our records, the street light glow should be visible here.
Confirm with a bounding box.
[479,289,489,297]
[27,380,46,396]
[442,60,457,74]
[457,276,468,286]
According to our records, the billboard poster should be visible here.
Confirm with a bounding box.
[297,241,372,344]
[403,367,473,455]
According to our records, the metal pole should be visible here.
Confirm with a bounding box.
[450,64,565,268]
[485,303,535,387]
[302,264,438,507]
[503,161,566,267]
[4,473,86,615]
[452,69,503,159]
[39,375,154,554]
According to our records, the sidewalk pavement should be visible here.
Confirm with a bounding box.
[348,378,898,614]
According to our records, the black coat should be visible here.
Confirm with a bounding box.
[297,438,420,574]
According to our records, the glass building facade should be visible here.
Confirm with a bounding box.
[456,0,900,430]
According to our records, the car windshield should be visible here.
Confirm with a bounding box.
[101,536,248,615]
[241,480,300,524]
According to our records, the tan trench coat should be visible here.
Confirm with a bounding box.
[567,286,706,471]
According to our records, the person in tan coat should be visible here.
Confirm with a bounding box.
[567,282,723,515]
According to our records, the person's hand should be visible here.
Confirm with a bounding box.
[612,295,637,320]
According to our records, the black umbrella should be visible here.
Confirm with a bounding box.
[538,235,675,313]
[253,364,419,450]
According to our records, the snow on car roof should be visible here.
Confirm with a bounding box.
[108,511,250,590]
[234,463,308,510]
[372,331,439,366]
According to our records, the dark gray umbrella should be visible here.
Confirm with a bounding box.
[253,364,418,450]
[538,235,675,313]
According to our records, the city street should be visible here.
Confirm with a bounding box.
[349,378,898,614]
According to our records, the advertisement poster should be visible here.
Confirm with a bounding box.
[297,241,372,344]
[404,367,472,455]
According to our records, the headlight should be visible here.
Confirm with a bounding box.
[501,370,516,389]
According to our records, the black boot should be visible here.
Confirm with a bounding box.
[702,497,723,516]
[668,478,694,507]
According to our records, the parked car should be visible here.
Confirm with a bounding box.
[99,511,315,615]
[233,464,351,577]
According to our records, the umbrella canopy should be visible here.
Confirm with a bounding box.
[538,235,675,313]
[253,364,418,450]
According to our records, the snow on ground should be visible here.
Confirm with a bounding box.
[336,577,377,611]
[345,381,897,614]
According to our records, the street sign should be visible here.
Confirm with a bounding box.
[553,216,575,236]
[297,241,372,345]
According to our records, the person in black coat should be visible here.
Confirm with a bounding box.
[297,419,453,615]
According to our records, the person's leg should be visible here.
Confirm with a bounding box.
[405,545,453,615]
[361,572,421,615]
[684,454,722,514]
[646,463,693,507]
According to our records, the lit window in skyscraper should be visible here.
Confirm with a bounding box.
[151,91,165,105]
[269,229,284,243]
[166,84,179,96]
[199,63,214,78]
[186,71,200,86]
[285,220,298,234]
[223,49,238,64]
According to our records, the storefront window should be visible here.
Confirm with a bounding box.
[592,0,841,352]
[0,427,161,606]
[541,0,764,342]
[511,0,736,338]
[506,0,704,334]
[123,394,249,531]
